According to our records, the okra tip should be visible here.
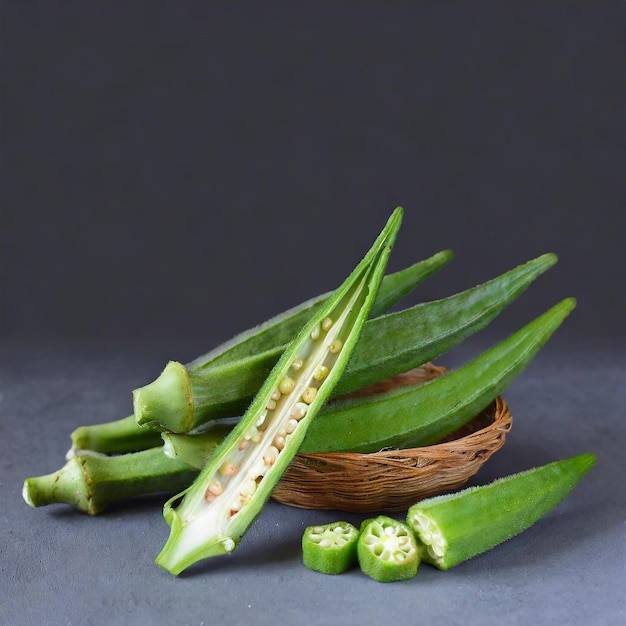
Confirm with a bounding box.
[133,361,193,432]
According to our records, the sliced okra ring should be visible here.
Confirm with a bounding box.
[358,516,419,583]
[302,522,359,574]
[406,453,596,570]
[154,208,403,575]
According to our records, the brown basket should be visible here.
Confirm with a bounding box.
[272,363,512,512]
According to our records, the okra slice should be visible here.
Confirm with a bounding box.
[302,522,359,574]
[358,516,419,582]
[135,252,556,433]
[154,208,402,575]
[407,453,596,570]
[300,297,576,453]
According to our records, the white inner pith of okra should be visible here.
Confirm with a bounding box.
[308,525,357,548]
[410,511,447,562]
[363,521,416,562]
[181,281,366,541]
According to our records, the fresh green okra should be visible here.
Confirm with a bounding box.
[162,297,574,468]
[406,453,596,570]
[302,521,360,574]
[22,447,200,516]
[357,516,420,582]
[299,297,576,453]
[135,253,557,434]
[70,250,452,455]
[154,208,402,575]
[28,295,573,517]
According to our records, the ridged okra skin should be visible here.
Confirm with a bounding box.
[135,253,557,434]
[302,522,360,574]
[406,453,596,570]
[154,209,402,575]
[299,297,576,453]
[357,516,419,582]
[70,249,451,455]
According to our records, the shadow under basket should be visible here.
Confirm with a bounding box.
[272,363,512,513]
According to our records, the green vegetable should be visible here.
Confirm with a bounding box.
[302,521,360,574]
[22,447,199,516]
[406,453,596,570]
[27,295,573,516]
[299,297,576,453]
[70,250,452,455]
[135,253,556,434]
[154,208,402,575]
[357,516,419,582]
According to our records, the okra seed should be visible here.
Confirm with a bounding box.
[329,339,343,354]
[207,481,223,496]
[290,402,308,420]
[266,399,277,411]
[278,377,296,394]
[291,358,304,371]
[321,317,333,332]
[204,492,216,503]
[240,478,257,497]
[238,439,249,450]
[313,365,329,381]
[311,326,321,340]
[286,419,299,433]
[302,387,318,404]
[263,446,279,466]
[271,390,281,401]
[220,462,238,476]
[274,435,285,450]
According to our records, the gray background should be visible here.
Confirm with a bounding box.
[1,2,625,625]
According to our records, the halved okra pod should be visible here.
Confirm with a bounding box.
[70,249,452,454]
[302,521,360,574]
[154,208,402,575]
[358,516,420,582]
[134,253,556,434]
[406,453,596,570]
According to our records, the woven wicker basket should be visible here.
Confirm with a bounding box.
[272,363,512,512]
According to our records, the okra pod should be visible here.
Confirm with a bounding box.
[299,297,576,453]
[22,447,200,516]
[154,208,402,575]
[136,253,556,433]
[406,453,596,570]
[71,250,451,454]
[357,516,419,582]
[302,521,360,574]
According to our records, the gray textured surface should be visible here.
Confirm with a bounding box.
[2,339,624,626]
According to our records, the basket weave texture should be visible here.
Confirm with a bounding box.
[272,363,512,512]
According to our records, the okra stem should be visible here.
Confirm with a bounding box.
[71,250,451,454]
[136,253,556,433]
[22,447,200,515]
[299,297,575,453]
[406,453,596,570]
[155,208,402,575]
